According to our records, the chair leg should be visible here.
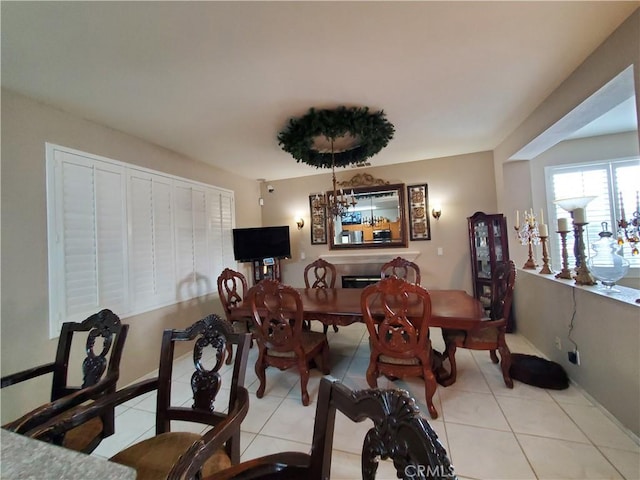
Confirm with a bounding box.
[255,351,267,399]
[444,342,458,386]
[366,355,379,389]
[225,344,234,365]
[489,349,499,363]
[422,365,439,420]
[298,359,311,406]
[498,344,514,388]
[316,344,331,375]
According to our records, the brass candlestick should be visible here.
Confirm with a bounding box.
[523,237,537,269]
[538,236,553,274]
[573,222,596,286]
[555,230,572,279]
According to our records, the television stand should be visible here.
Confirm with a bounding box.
[252,257,281,285]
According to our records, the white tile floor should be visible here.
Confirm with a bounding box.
[92,324,640,480]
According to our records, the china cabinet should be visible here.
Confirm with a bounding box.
[468,211,513,331]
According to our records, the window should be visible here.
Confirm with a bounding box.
[46,144,235,337]
[545,158,640,272]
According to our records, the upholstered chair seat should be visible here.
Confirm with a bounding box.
[110,432,232,480]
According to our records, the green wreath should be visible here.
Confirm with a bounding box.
[277,106,395,169]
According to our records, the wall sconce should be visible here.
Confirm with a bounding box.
[431,205,442,220]
[296,217,305,230]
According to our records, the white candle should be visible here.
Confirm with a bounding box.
[516,210,520,228]
[573,208,586,224]
[538,223,548,237]
[557,217,569,232]
[540,209,544,225]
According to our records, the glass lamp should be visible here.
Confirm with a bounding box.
[554,196,597,212]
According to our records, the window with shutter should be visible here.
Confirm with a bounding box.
[46,144,236,338]
[546,158,640,272]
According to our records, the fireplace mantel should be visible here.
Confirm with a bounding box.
[320,250,420,265]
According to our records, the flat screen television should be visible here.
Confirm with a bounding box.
[232,225,291,262]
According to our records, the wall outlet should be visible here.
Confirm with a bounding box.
[555,337,562,350]
[568,350,581,365]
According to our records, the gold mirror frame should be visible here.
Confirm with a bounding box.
[328,182,407,250]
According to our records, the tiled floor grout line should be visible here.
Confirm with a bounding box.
[468,347,541,480]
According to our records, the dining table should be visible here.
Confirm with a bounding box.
[230,287,485,386]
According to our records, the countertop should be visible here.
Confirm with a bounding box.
[1,429,136,479]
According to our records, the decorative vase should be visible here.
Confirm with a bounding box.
[587,222,630,293]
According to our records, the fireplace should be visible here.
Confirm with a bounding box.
[341,275,381,289]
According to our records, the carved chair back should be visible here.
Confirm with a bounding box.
[27,315,251,479]
[304,258,337,289]
[489,260,516,322]
[205,377,457,480]
[246,279,330,406]
[247,279,305,354]
[361,276,438,419]
[217,268,249,319]
[380,256,421,285]
[2,309,128,451]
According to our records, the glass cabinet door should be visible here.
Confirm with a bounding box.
[468,212,512,329]
[474,221,491,278]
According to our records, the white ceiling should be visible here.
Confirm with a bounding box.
[2,1,638,182]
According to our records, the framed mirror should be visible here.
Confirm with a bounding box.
[328,183,407,250]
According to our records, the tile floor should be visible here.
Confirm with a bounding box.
[92,324,640,479]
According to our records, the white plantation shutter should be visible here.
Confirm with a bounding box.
[209,190,236,278]
[48,149,127,335]
[547,158,639,271]
[174,182,214,300]
[220,192,236,267]
[47,144,235,337]
[128,171,175,310]
[192,188,210,288]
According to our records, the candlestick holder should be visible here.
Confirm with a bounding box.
[555,230,572,279]
[514,210,539,269]
[538,236,553,274]
[573,221,596,286]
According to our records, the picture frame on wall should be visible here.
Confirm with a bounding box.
[407,184,431,241]
[309,194,327,244]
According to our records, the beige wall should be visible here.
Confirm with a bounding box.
[258,151,497,292]
[0,89,260,424]
[494,10,640,436]
[514,271,640,436]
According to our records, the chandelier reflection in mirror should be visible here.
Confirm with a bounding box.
[616,191,640,256]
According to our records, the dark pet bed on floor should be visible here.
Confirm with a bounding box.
[509,353,569,390]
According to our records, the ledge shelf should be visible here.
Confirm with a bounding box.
[320,250,420,265]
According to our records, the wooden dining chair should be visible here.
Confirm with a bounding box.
[205,376,456,480]
[218,267,253,359]
[2,309,128,453]
[361,276,438,419]
[27,315,252,480]
[381,256,421,284]
[303,258,338,334]
[441,260,516,388]
[247,279,330,406]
